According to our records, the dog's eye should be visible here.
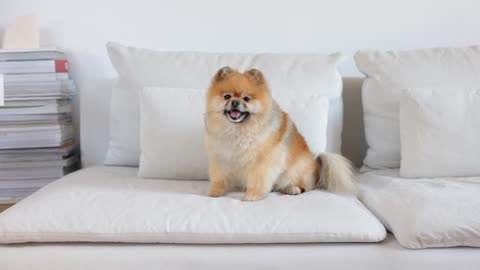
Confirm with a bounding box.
[243,96,251,102]
[224,94,231,100]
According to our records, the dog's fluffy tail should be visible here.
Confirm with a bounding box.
[316,153,357,196]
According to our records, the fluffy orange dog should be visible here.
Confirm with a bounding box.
[205,66,356,201]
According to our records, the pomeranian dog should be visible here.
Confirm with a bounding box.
[205,66,356,201]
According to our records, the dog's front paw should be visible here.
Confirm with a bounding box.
[208,184,225,197]
[208,181,225,197]
[208,189,224,197]
[242,192,265,202]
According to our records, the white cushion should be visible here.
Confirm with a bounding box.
[400,88,480,178]
[139,88,209,180]
[0,166,386,244]
[104,42,345,166]
[355,46,480,170]
[357,169,480,249]
[139,87,329,180]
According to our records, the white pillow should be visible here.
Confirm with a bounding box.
[355,46,480,170]
[139,88,208,180]
[139,87,329,180]
[0,166,386,244]
[104,42,345,166]
[357,169,480,248]
[400,88,480,178]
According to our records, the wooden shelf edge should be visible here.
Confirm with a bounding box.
[0,204,14,212]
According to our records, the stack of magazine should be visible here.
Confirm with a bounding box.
[0,48,79,203]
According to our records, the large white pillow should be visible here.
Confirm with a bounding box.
[139,88,208,180]
[400,88,480,178]
[355,46,480,170]
[139,87,329,180]
[104,42,345,166]
[357,169,480,248]
[0,166,386,244]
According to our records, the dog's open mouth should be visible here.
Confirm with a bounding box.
[224,109,250,123]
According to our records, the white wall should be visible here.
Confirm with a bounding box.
[2,0,480,76]
[1,0,480,165]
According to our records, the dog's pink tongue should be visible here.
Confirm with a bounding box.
[230,111,241,118]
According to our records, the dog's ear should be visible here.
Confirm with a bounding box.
[214,66,234,81]
[245,68,265,85]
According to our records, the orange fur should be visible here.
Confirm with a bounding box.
[207,156,226,197]
[243,111,289,201]
[205,66,355,201]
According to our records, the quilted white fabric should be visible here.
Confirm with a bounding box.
[355,45,480,170]
[104,42,345,166]
[357,169,480,249]
[400,88,480,178]
[0,166,386,244]
[138,87,329,180]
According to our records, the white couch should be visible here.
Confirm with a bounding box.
[0,78,478,270]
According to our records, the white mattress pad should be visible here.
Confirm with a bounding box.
[0,166,386,244]
[358,169,480,248]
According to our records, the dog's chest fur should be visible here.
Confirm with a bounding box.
[208,115,281,189]
[211,127,263,186]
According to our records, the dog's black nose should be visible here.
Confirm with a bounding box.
[231,100,240,107]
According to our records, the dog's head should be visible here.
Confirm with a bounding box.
[206,66,272,125]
